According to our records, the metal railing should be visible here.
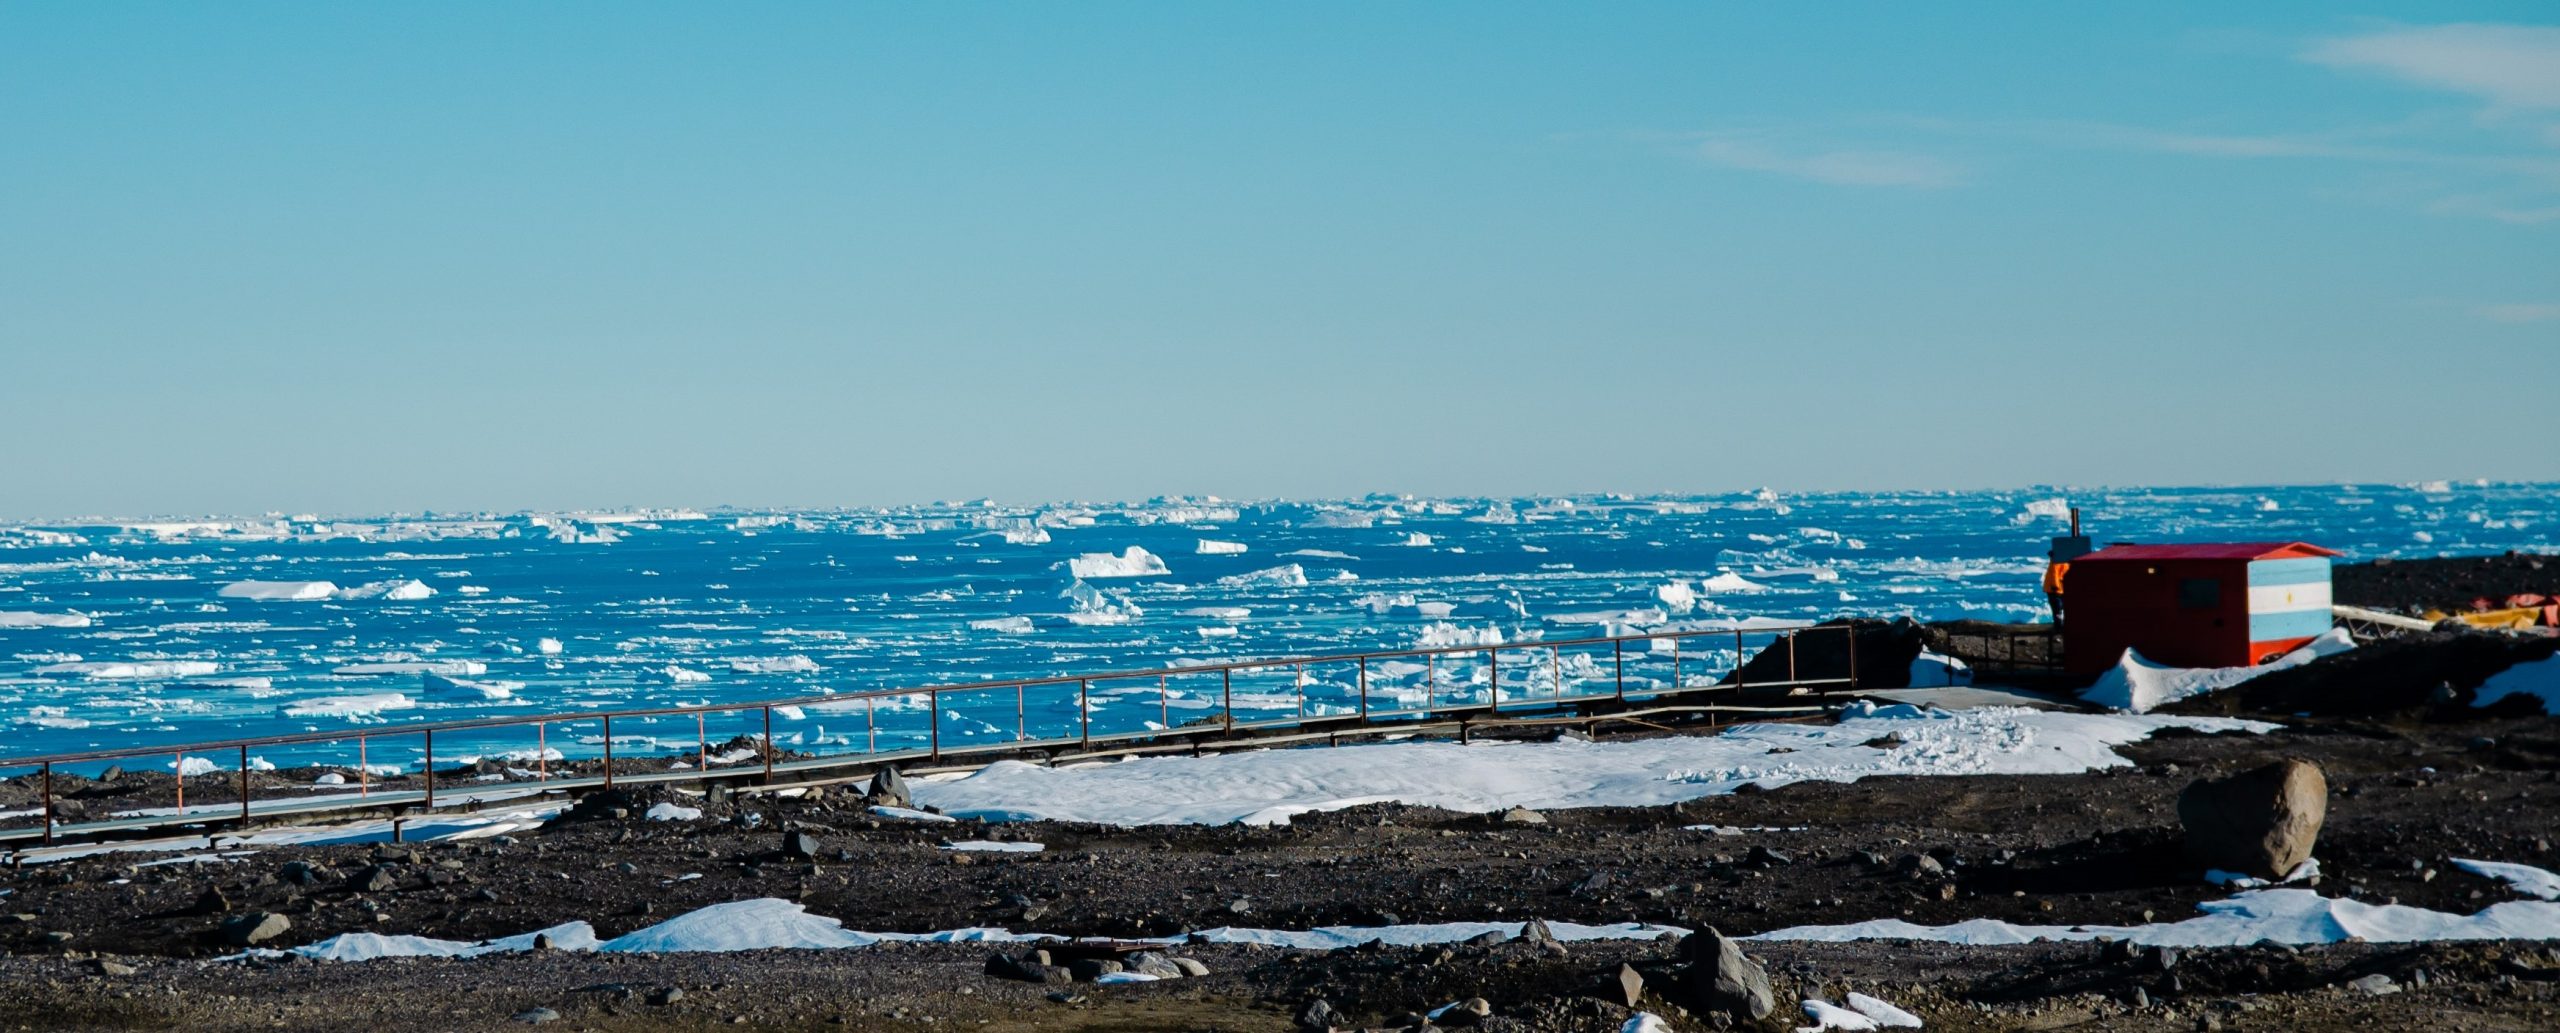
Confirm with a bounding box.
[0,622,1858,848]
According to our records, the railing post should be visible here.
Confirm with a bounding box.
[1549,647,1561,702]
[1487,648,1498,709]
[930,688,941,761]
[423,729,435,809]
[763,705,775,780]
[238,745,251,824]
[697,712,707,768]
[536,723,547,781]
[1293,663,1304,720]
[867,697,877,753]
[1159,674,1169,732]
[175,753,185,812]
[602,715,615,789]
[39,762,52,846]
[1734,630,1746,692]
[1613,639,1625,700]
[1017,683,1026,742]
[1786,629,1798,686]
[358,737,369,797]
[1670,636,1679,691]
[1222,669,1233,732]
[1079,678,1091,747]
[1357,657,1369,722]
[1845,625,1858,693]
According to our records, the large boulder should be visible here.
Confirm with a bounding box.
[865,766,913,809]
[2177,758,2327,879]
[1669,926,1774,1021]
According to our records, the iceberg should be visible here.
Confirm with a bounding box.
[1217,564,1307,589]
[281,693,417,720]
[1061,547,1168,579]
[219,580,340,602]
[1655,581,1698,615]
[1195,539,1248,555]
[1700,571,1767,594]
[0,611,92,629]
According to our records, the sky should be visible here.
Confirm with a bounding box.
[2,3,2555,520]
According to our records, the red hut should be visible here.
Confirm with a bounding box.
[2062,542,2340,676]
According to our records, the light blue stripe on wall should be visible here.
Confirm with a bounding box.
[2249,608,2333,643]
[2248,557,2332,587]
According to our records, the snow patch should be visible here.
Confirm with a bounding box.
[2082,628,2354,713]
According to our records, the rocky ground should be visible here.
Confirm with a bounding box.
[2333,552,2558,615]
[1,706,2556,1031]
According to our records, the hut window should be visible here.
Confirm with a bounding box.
[2178,577,2222,611]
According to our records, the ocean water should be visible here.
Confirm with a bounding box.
[0,482,2548,773]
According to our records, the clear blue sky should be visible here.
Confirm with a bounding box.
[3,3,2554,519]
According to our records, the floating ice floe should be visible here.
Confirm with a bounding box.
[1700,571,1767,594]
[1196,539,1248,556]
[0,611,91,629]
[969,616,1036,634]
[34,659,220,680]
[909,704,2270,827]
[2081,628,2355,713]
[729,656,820,674]
[1061,547,1168,579]
[337,579,435,601]
[218,580,340,601]
[1656,581,1699,614]
[1218,564,1307,589]
[279,693,416,720]
[644,665,712,684]
[334,659,487,677]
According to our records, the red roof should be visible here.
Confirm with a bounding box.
[2075,542,2339,563]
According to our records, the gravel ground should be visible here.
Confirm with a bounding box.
[2,705,2557,1031]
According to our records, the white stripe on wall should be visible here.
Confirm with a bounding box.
[2248,581,2331,614]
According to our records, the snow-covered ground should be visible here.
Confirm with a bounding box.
[909,704,2272,826]
[238,859,2560,964]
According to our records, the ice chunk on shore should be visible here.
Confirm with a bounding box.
[281,693,417,720]
[1196,539,1248,555]
[219,580,340,601]
[2082,628,2353,713]
[599,898,876,952]
[0,611,92,629]
[1061,547,1168,579]
[2474,654,2560,714]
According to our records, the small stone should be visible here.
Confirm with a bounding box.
[1170,957,1209,977]
[2347,974,2399,995]
[1499,806,1546,826]
[1295,998,1339,1032]
[91,958,138,977]
[1067,958,1123,982]
[1439,998,1492,1027]
[513,1007,561,1024]
[865,766,913,809]
[647,987,685,1006]
[1611,963,1646,1008]
[353,866,397,893]
[782,831,821,860]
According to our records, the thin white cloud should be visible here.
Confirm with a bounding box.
[1692,135,1963,189]
[2306,23,2560,111]
[2478,302,2560,323]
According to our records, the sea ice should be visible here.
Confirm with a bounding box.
[1062,547,1169,579]
[1218,564,1308,589]
[280,693,417,720]
[1196,539,1248,555]
[218,580,340,601]
[0,612,92,629]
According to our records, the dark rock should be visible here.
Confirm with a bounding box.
[1125,952,1184,978]
[1438,998,1491,1027]
[1462,930,1507,948]
[1067,958,1123,981]
[646,987,684,1006]
[1669,926,1774,1021]
[2177,759,2327,879]
[1749,845,1792,866]
[1295,998,1340,1032]
[279,861,324,887]
[190,886,230,915]
[98,765,124,782]
[1170,957,1210,977]
[1898,853,1944,876]
[90,958,138,977]
[865,766,913,809]
[782,831,821,860]
[1517,917,1559,947]
[219,911,290,946]
[353,866,397,893]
